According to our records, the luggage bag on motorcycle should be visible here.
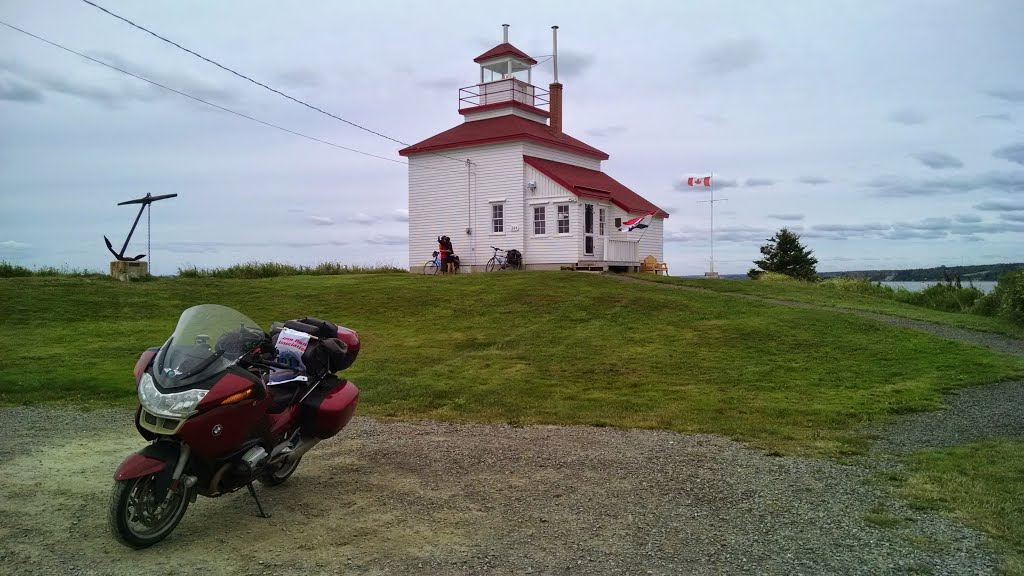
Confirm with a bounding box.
[301,374,359,439]
[272,317,361,373]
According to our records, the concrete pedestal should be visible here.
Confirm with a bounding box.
[110,260,148,281]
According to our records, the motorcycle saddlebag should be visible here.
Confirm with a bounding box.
[301,375,359,439]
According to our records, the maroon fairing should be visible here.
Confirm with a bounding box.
[115,453,167,480]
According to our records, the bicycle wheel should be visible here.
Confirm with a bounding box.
[485,257,497,272]
[423,260,439,275]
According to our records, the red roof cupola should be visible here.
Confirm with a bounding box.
[455,24,550,122]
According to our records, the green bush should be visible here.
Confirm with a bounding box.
[899,282,985,313]
[992,270,1024,322]
[0,261,33,277]
[821,277,898,298]
[176,261,408,279]
[755,271,800,283]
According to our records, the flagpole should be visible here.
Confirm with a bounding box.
[710,171,714,275]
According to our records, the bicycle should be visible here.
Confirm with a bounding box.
[486,246,522,272]
[423,251,460,275]
[422,251,442,275]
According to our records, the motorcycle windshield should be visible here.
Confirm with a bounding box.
[154,304,265,390]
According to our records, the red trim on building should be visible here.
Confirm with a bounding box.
[399,115,609,160]
[459,100,550,119]
[473,42,538,65]
[523,156,670,218]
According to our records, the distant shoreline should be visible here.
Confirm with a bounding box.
[683,263,1024,282]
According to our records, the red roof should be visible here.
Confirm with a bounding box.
[473,42,538,65]
[398,115,609,160]
[524,156,669,218]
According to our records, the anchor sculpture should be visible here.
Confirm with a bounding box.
[104,193,177,261]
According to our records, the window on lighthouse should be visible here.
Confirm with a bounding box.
[492,204,504,233]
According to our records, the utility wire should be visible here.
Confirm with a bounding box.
[78,0,472,166]
[0,20,468,176]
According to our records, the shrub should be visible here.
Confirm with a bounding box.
[0,261,33,277]
[899,282,985,313]
[821,277,898,298]
[992,270,1024,322]
[756,271,800,283]
[176,261,407,279]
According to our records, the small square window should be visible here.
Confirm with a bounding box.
[492,203,504,233]
[533,206,546,235]
[614,217,622,229]
[557,204,570,234]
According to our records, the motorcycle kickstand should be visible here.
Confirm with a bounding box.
[247,482,271,518]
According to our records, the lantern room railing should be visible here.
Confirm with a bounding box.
[459,79,550,112]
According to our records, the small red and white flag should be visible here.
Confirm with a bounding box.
[687,176,712,187]
[619,213,654,232]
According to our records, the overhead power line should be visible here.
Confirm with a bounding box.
[0,20,469,176]
[78,0,472,166]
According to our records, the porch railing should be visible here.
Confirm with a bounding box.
[605,239,639,263]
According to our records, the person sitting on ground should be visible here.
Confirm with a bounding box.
[437,235,455,274]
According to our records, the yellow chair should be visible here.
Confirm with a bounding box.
[640,256,669,275]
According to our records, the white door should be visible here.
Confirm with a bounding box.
[583,203,595,256]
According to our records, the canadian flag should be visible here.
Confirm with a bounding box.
[687,176,712,187]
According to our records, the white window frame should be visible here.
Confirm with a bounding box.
[533,205,546,235]
[556,204,570,235]
[599,207,606,236]
[491,203,504,234]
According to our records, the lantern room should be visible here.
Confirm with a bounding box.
[459,24,549,118]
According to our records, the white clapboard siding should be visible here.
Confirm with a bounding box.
[464,108,547,123]
[407,142,524,270]
[522,142,602,170]
[523,164,575,264]
[637,218,665,262]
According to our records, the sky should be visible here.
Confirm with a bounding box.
[1,0,1023,276]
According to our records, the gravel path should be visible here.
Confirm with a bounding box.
[866,379,1024,453]
[616,276,1024,357]
[0,407,1001,576]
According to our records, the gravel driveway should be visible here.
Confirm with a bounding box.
[0,407,1000,575]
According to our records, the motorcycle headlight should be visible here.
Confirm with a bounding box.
[138,373,208,419]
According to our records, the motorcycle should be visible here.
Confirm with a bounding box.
[109,304,360,548]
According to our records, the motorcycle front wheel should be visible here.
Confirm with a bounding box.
[109,475,190,548]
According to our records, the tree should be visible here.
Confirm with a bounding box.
[748,228,819,280]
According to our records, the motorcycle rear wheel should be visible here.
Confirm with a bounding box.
[109,475,190,548]
[259,456,301,486]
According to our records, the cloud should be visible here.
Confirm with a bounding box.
[350,213,375,225]
[417,77,461,92]
[0,55,237,106]
[696,38,763,75]
[698,114,727,125]
[392,209,409,222]
[744,178,775,187]
[767,214,805,221]
[993,143,1024,166]
[1001,213,1024,222]
[977,113,1012,123]
[0,77,44,103]
[987,88,1024,103]
[888,108,927,125]
[366,233,407,245]
[811,223,890,233]
[798,176,829,185]
[307,216,334,226]
[864,171,1024,197]
[557,49,595,79]
[0,240,31,250]
[974,200,1024,211]
[585,125,627,138]
[666,224,778,244]
[673,177,737,192]
[955,214,982,223]
[912,151,963,170]
[275,68,323,88]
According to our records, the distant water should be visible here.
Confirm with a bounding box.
[881,281,997,293]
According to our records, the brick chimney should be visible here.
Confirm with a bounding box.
[549,26,562,134]
[549,82,563,134]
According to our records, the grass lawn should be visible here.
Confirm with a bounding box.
[2,272,1023,456]
[630,275,1024,340]
[898,439,1024,575]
